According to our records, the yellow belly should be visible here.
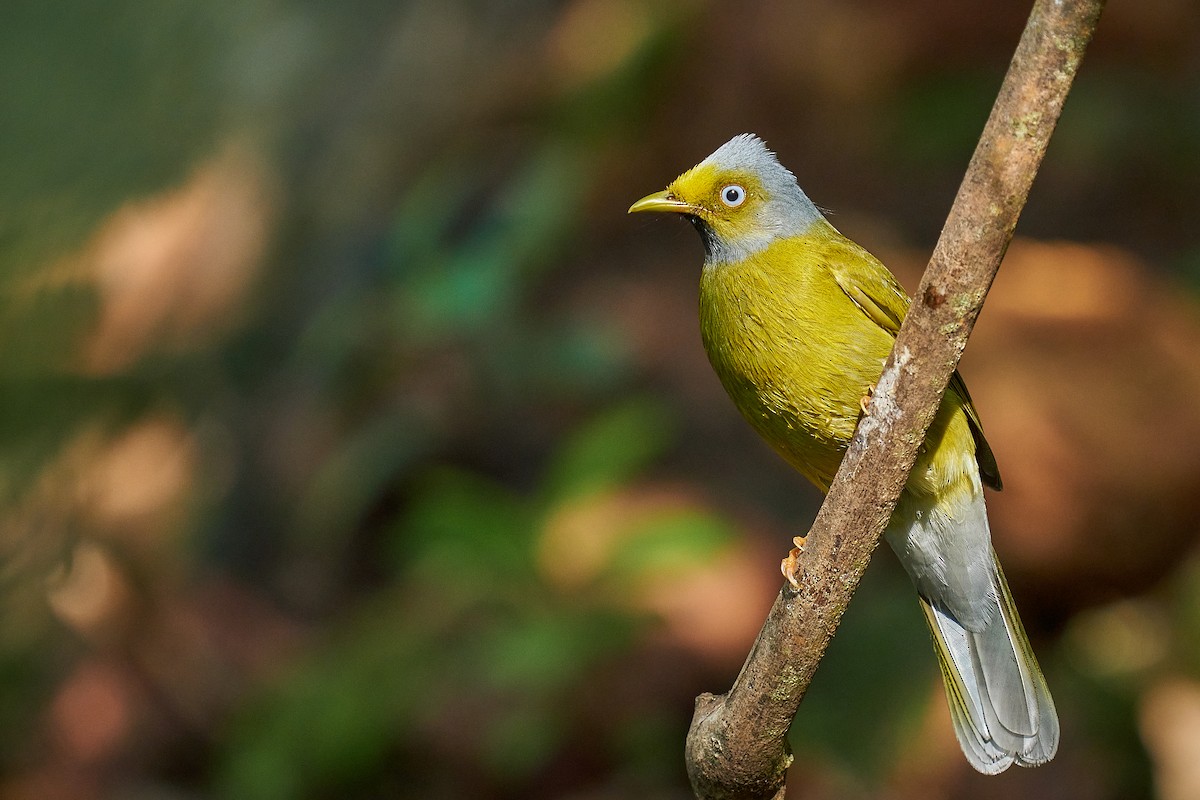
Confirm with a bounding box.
[698,233,977,496]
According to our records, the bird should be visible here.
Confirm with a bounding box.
[628,133,1058,774]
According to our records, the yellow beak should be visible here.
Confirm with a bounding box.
[628,189,697,215]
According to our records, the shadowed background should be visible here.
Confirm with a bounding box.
[2,1,1199,798]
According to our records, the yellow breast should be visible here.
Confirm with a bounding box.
[699,227,883,487]
[698,223,978,497]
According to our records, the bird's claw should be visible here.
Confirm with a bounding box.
[780,534,808,589]
[859,385,874,415]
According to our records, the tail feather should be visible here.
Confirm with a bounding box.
[922,600,1015,774]
[919,555,1058,774]
[991,553,1059,764]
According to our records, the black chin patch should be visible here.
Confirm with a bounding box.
[684,214,717,257]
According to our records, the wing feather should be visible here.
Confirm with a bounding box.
[824,236,1002,488]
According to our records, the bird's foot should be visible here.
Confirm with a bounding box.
[780,534,808,589]
[859,385,874,415]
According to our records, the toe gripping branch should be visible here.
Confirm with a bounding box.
[780,534,808,589]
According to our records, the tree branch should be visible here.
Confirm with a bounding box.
[684,1,1106,798]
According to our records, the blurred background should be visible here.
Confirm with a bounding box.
[2,0,1199,798]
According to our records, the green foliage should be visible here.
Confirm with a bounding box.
[1169,556,1200,675]
[542,399,675,504]
[888,71,998,168]
[216,401,732,798]
[605,509,732,582]
[0,0,230,269]
[400,467,541,591]
[392,145,587,342]
[1052,69,1200,174]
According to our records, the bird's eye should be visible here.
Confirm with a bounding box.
[720,185,747,208]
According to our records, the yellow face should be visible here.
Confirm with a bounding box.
[629,134,822,265]
[630,164,768,248]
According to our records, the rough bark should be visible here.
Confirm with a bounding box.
[684,1,1106,798]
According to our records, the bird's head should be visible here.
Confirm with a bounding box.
[629,133,824,266]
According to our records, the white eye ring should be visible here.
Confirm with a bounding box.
[719,184,746,208]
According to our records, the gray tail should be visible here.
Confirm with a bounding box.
[919,553,1059,774]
